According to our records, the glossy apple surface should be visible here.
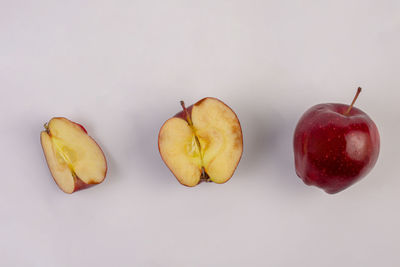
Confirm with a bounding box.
[293,90,380,194]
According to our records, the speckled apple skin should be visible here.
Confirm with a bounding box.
[293,103,380,194]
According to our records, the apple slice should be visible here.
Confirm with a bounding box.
[40,117,107,193]
[158,97,243,186]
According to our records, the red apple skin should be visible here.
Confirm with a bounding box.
[173,98,221,120]
[74,122,88,134]
[293,103,380,194]
[174,104,194,120]
[73,176,96,192]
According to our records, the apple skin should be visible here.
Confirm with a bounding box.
[71,176,95,192]
[74,122,88,134]
[293,103,380,194]
[174,104,194,120]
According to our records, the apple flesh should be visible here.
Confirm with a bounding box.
[158,97,243,186]
[40,117,107,193]
[293,88,380,194]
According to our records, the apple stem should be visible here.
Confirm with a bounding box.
[344,87,362,116]
[200,167,211,183]
[44,123,50,133]
[180,101,193,126]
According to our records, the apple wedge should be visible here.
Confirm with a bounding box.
[158,97,243,186]
[40,117,107,194]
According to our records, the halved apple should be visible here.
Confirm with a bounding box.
[40,117,107,194]
[158,97,243,186]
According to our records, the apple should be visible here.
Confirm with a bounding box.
[40,117,107,193]
[293,88,380,194]
[158,97,243,186]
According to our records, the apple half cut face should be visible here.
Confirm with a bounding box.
[158,97,243,186]
[40,117,107,194]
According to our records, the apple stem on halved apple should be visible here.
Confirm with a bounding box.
[180,100,210,182]
[180,101,193,125]
[344,87,362,116]
[200,167,211,183]
[44,123,50,133]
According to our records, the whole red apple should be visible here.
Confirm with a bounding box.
[293,88,380,194]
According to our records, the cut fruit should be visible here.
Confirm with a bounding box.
[40,117,107,193]
[158,97,243,186]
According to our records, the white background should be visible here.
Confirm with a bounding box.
[1,1,399,266]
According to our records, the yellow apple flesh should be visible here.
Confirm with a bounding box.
[40,117,107,193]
